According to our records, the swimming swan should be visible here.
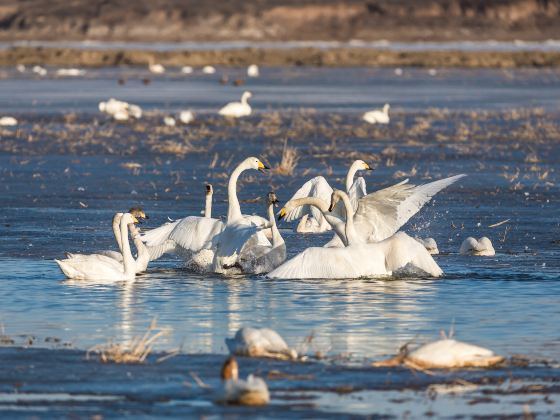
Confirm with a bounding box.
[218,91,252,118]
[286,160,373,233]
[363,103,390,124]
[226,327,297,360]
[282,174,465,246]
[216,356,270,406]
[415,237,439,255]
[55,212,140,281]
[268,190,443,279]
[238,192,287,274]
[459,237,495,256]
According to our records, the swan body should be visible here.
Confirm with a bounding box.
[56,68,85,77]
[219,91,252,118]
[202,65,216,74]
[0,116,17,126]
[226,327,297,360]
[55,213,139,281]
[163,116,176,127]
[216,357,269,406]
[148,62,165,74]
[238,192,286,274]
[16,64,25,73]
[415,237,439,255]
[247,64,259,77]
[32,65,47,76]
[181,66,193,74]
[99,98,142,120]
[270,191,442,279]
[363,103,390,124]
[286,160,372,233]
[373,339,504,369]
[179,110,194,124]
[460,237,495,256]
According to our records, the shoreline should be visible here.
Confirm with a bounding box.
[3,47,560,68]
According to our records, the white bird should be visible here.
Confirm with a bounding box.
[363,104,390,124]
[163,116,176,127]
[211,157,271,273]
[460,237,495,256]
[141,184,224,271]
[99,98,142,121]
[373,338,504,369]
[0,116,18,126]
[226,327,297,360]
[16,64,26,73]
[202,65,216,74]
[238,192,286,274]
[181,66,193,74]
[64,209,150,274]
[55,212,140,281]
[282,173,465,247]
[148,58,165,74]
[415,237,439,255]
[285,160,373,233]
[268,190,443,279]
[32,65,47,76]
[56,68,86,77]
[179,110,194,125]
[218,91,252,118]
[247,64,259,77]
[216,357,270,406]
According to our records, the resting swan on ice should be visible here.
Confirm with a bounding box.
[218,91,252,118]
[216,356,270,406]
[226,327,297,360]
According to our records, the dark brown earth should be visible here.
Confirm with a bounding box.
[0,0,559,42]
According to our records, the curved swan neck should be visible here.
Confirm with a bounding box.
[336,191,360,246]
[227,163,245,222]
[113,213,124,252]
[119,215,135,277]
[205,191,212,218]
[129,224,147,261]
[346,161,362,192]
[267,203,283,246]
[241,92,250,105]
[291,197,329,214]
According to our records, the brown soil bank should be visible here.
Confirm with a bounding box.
[0,0,559,42]
[2,47,560,68]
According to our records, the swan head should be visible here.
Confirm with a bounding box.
[206,184,213,195]
[354,159,373,171]
[121,212,140,225]
[242,91,252,102]
[267,191,279,207]
[383,103,390,113]
[243,157,269,172]
[221,356,239,381]
[128,207,148,223]
[328,189,346,212]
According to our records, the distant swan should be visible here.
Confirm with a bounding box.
[219,91,252,118]
[179,110,194,124]
[216,356,270,406]
[269,190,443,279]
[460,237,495,256]
[0,116,17,126]
[363,104,390,124]
[415,237,439,255]
[202,65,216,74]
[55,212,140,281]
[99,98,142,121]
[226,327,297,360]
[247,64,259,77]
[148,58,165,74]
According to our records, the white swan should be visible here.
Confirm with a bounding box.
[32,65,47,76]
[202,65,216,74]
[179,110,194,124]
[415,237,439,255]
[363,103,390,124]
[65,209,150,274]
[282,174,465,246]
[148,58,165,74]
[226,327,297,360]
[460,237,495,256]
[0,116,17,126]
[163,116,176,127]
[269,190,443,279]
[99,98,142,120]
[216,357,270,406]
[238,192,286,274]
[219,91,252,118]
[181,66,193,74]
[55,213,140,281]
[247,64,259,77]
[56,68,86,77]
[285,160,372,233]
[373,338,504,369]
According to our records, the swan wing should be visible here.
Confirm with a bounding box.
[169,216,225,252]
[283,176,333,223]
[354,174,466,242]
[141,220,180,247]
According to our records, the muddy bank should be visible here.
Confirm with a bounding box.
[3,47,560,68]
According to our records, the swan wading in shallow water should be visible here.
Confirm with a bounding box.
[268,190,443,279]
[65,208,150,274]
[460,236,495,256]
[226,327,297,360]
[415,237,439,255]
[363,103,390,124]
[55,212,141,281]
[282,173,465,247]
[238,192,286,274]
[287,160,373,234]
[373,338,505,369]
[218,91,252,118]
[216,357,270,406]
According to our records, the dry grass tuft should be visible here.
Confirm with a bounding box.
[87,319,173,364]
[273,139,299,176]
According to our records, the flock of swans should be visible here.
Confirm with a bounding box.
[54,155,495,282]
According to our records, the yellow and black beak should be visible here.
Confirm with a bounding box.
[131,215,140,224]
[257,161,270,172]
[328,202,335,212]
[365,162,374,171]
[277,207,287,221]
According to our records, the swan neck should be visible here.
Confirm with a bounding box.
[120,218,135,276]
[113,213,123,252]
[267,203,282,246]
[129,224,147,261]
[339,192,359,245]
[205,192,212,218]
[346,162,360,192]
[292,197,329,215]
[227,164,244,221]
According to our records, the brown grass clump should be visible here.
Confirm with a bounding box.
[273,139,299,176]
[87,319,172,364]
